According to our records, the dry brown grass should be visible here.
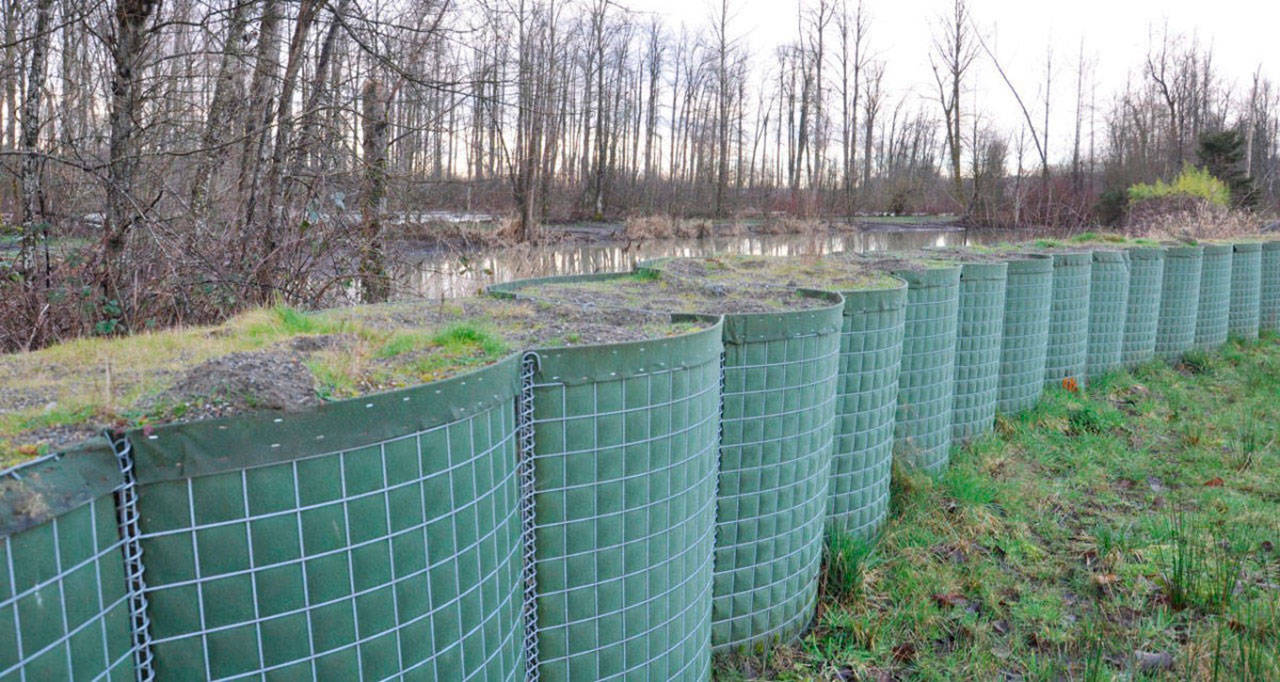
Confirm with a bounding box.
[623,216,713,240]
[1128,204,1267,242]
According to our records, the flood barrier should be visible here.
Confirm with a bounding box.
[893,266,962,474]
[1229,243,1262,341]
[0,441,140,681]
[951,263,1008,442]
[128,359,527,681]
[1121,247,1166,368]
[1155,245,1204,361]
[1043,252,1093,388]
[995,255,1054,415]
[1194,244,1233,349]
[1086,251,1131,381]
[5,242,1280,680]
[1263,242,1280,333]
[827,285,907,539]
[525,328,723,680]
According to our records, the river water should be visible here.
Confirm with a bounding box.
[389,227,1024,300]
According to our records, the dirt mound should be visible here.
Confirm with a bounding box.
[161,350,319,416]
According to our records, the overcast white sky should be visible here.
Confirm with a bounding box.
[624,0,1280,163]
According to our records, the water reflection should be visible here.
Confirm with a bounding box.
[390,228,1015,300]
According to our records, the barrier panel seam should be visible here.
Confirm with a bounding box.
[107,431,157,682]
[518,353,542,682]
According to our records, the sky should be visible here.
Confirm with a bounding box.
[623,0,1280,164]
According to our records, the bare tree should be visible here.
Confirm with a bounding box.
[930,0,977,204]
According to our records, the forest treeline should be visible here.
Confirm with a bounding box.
[1,0,1277,349]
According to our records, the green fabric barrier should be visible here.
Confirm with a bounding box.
[129,358,527,681]
[996,256,1053,415]
[1086,251,1131,381]
[528,325,724,681]
[0,443,136,681]
[893,266,962,474]
[1229,243,1262,341]
[827,284,907,539]
[1262,242,1280,334]
[710,295,843,652]
[951,262,1008,443]
[1194,244,1233,349]
[1121,247,1166,368]
[1044,252,1092,389]
[1155,245,1204,361]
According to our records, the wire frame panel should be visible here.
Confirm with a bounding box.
[951,263,1008,443]
[1228,243,1262,341]
[1121,247,1166,368]
[1262,242,1280,334]
[827,285,907,539]
[1156,246,1204,361]
[1194,244,1233,349]
[995,256,1054,415]
[130,360,526,682]
[712,311,841,652]
[893,266,962,474]
[1086,251,1131,381]
[527,329,723,681]
[1043,252,1092,389]
[0,445,136,681]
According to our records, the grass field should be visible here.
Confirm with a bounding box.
[717,336,1280,681]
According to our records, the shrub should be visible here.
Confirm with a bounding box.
[1128,164,1232,208]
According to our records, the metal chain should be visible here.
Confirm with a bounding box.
[517,353,542,682]
[105,430,155,682]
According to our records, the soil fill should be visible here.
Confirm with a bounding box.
[511,271,829,316]
[159,350,321,418]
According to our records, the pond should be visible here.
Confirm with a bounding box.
[389,226,1026,300]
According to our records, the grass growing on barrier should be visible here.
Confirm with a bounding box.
[717,336,1280,681]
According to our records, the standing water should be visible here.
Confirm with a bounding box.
[389,227,1020,300]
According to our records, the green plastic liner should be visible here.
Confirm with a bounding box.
[1043,252,1092,389]
[827,284,907,539]
[1155,245,1204,361]
[711,295,843,651]
[1194,243,1233,349]
[951,262,1008,442]
[130,357,527,681]
[893,266,962,474]
[1262,242,1280,334]
[1229,242,1262,340]
[996,256,1053,415]
[528,325,723,681]
[1121,247,1166,368]
[0,442,135,680]
[1086,251,1131,381]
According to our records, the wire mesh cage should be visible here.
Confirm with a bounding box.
[127,358,527,681]
[1229,243,1262,341]
[1194,244,1233,349]
[1086,251,1131,381]
[996,256,1054,415]
[1121,247,1166,368]
[1043,252,1093,389]
[1156,246,1204,361]
[951,262,1008,443]
[893,266,962,474]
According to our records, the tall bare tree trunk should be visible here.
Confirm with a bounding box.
[359,78,390,303]
[102,0,160,304]
[19,0,52,272]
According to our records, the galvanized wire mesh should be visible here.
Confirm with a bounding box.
[713,322,840,652]
[1262,242,1280,334]
[1121,247,1166,368]
[133,402,526,681]
[1156,246,1203,361]
[1194,244,1233,349]
[828,285,907,538]
[1044,252,1092,389]
[996,256,1053,415]
[528,338,721,681]
[894,267,962,474]
[951,263,1008,442]
[0,452,136,681]
[1086,251,1130,381]
[1229,243,1262,341]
